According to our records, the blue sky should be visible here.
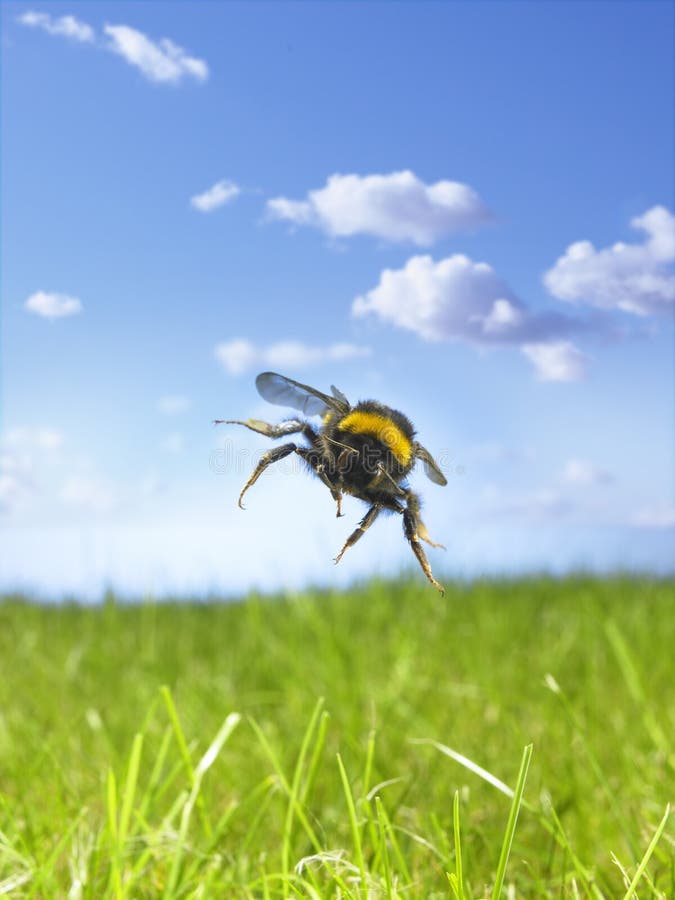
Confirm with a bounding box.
[1,1,673,598]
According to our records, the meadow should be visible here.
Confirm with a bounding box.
[0,575,673,898]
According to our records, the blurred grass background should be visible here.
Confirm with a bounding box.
[0,576,673,897]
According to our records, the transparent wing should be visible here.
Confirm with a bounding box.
[330,384,349,405]
[255,372,350,417]
[414,443,448,486]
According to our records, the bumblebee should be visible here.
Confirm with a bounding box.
[215,372,447,593]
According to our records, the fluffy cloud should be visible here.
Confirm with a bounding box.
[561,458,613,486]
[353,253,587,381]
[158,395,190,415]
[104,24,208,84]
[25,290,83,319]
[521,341,590,382]
[544,206,675,316]
[267,171,491,245]
[215,339,372,375]
[191,179,240,212]
[18,11,94,42]
[353,254,579,344]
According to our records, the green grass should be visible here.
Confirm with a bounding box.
[0,575,673,897]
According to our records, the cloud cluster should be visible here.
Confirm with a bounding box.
[544,205,675,316]
[18,11,208,85]
[267,170,491,245]
[353,253,587,381]
[215,339,371,376]
[25,290,83,319]
[190,179,240,212]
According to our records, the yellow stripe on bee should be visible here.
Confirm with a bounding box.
[339,412,412,465]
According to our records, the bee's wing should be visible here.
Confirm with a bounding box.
[330,384,349,405]
[255,372,350,417]
[414,443,448,486]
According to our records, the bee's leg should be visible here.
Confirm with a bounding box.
[417,520,446,550]
[402,491,445,594]
[236,442,297,509]
[295,448,344,517]
[334,505,381,565]
[215,418,317,441]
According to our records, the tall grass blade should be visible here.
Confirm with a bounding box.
[163,712,241,898]
[375,796,393,899]
[491,743,533,900]
[336,753,367,891]
[452,789,466,900]
[622,804,671,900]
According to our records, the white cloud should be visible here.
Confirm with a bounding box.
[353,253,587,381]
[353,254,523,343]
[191,179,240,212]
[632,504,675,529]
[161,433,185,454]
[104,24,208,84]
[60,475,116,512]
[158,395,190,415]
[18,13,209,87]
[544,206,675,316]
[18,11,94,42]
[25,290,83,319]
[521,341,590,382]
[352,254,579,344]
[561,459,613,486]
[215,339,372,375]
[267,170,492,245]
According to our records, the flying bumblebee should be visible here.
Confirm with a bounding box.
[215,372,447,593]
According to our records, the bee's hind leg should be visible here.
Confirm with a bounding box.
[334,505,381,565]
[402,490,445,594]
[236,442,297,509]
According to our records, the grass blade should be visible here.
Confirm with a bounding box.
[622,804,671,900]
[452,789,466,900]
[491,743,533,900]
[374,796,393,899]
[336,753,367,891]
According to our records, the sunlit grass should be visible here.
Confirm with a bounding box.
[0,575,673,897]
